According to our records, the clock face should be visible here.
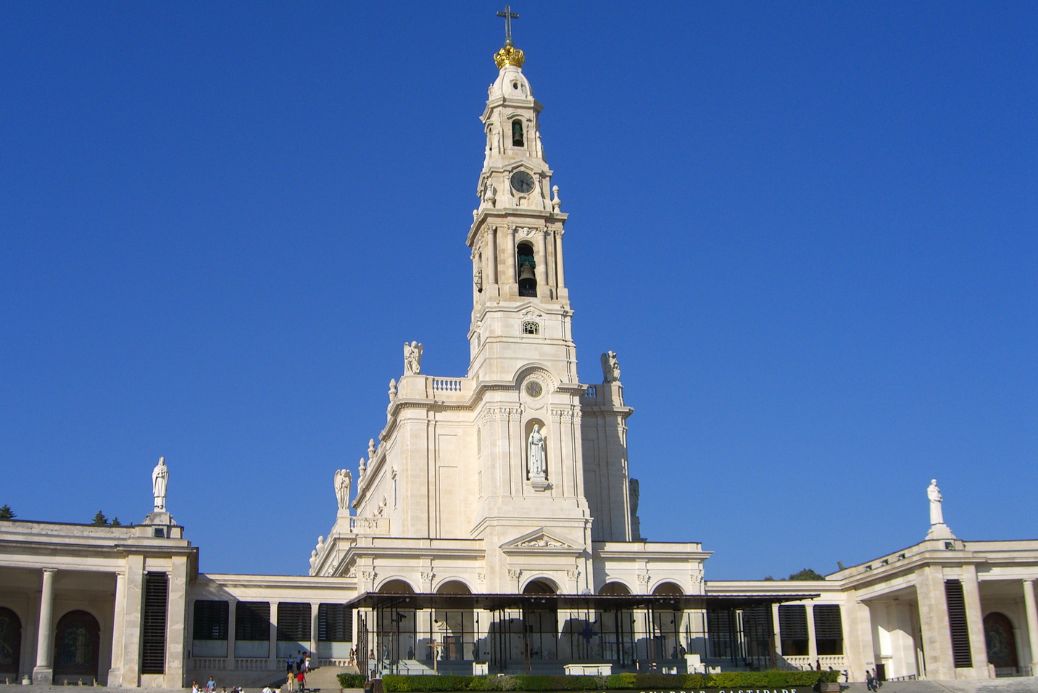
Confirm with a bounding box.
[510,170,535,194]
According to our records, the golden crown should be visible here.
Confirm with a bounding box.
[493,40,525,69]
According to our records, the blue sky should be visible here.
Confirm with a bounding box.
[2,2,1035,580]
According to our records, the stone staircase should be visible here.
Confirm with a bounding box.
[302,665,359,691]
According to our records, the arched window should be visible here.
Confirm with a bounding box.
[512,120,524,147]
[0,607,21,676]
[516,242,536,297]
[54,610,100,681]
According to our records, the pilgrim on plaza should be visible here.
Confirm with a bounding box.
[1,11,1036,690]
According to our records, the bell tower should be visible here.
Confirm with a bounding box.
[466,22,573,386]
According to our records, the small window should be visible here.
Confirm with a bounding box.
[522,321,539,335]
[512,120,524,147]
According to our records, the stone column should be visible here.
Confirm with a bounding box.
[959,565,989,678]
[310,604,320,663]
[1022,579,1038,676]
[506,226,517,293]
[268,602,279,669]
[488,226,498,286]
[227,600,237,666]
[167,558,190,687]
[549,408,565,496]
[32,568,56,684]
[806,604,818,664]
[560,230,568,290]
[916,566,954,680]
[771,603,783,661]
[107,571,127,686]
[537,229,549,296]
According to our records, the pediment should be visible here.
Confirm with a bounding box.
[501,528,579,554]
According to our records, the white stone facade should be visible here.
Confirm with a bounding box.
[1,34,1036,689]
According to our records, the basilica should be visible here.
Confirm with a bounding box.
[1,25,1036,691]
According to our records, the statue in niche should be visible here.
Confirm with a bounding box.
[485,182,497,208]
[927,479,944,525]
[601,351,621,383]
[388,378,397,400]
[474,266,483,292]
[151,456,169,511]
[528,425,546,478]
[404,341,423,374]
[334,468,352,511]
[629,478,640,515]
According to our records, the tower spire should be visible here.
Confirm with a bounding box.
[496,4,519,45]
[493,5,525,68]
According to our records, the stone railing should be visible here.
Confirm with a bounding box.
[189,657,279,672]
[780,655,846,671]
[432,377,463,393]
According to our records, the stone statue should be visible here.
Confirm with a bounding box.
[601,351,621,383]
[151,456,169,511]
[528,425,546,478]
[404,341,423,375]
[629,478,640,514]
[316,535,324,549]
[928,479,944,525]
[486,182,497,208]
[358,456,366,482]
[309,548,318,572]
[334,469,352,511]
[474,266,483,292]
[388,378,397,400]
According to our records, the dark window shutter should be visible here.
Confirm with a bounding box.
[276,603,312,642]
[317,604,353,643]
[945,580,973,667]
[141,573,168,674]
[813,604,844,655]
[192,600,229,640]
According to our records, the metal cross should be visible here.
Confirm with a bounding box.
[497,4,519,44]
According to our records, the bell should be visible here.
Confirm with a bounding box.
[519,264,536,281]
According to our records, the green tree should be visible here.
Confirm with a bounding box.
[0,504,15,520]
[91,510,109,526]
[111,517,122,527]
[788,568,825,581]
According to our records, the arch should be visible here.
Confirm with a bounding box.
[516,241,537,297]
[434,579,473,595]
[53,610,100,681]
[0,607,21,675]
[376,578,415,594]
[511,119,524,147]
[651,581,684,596]
[984,612,1019,670]
[598,581,632,596]
[522,577,559,595]
[512,364,557,392]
